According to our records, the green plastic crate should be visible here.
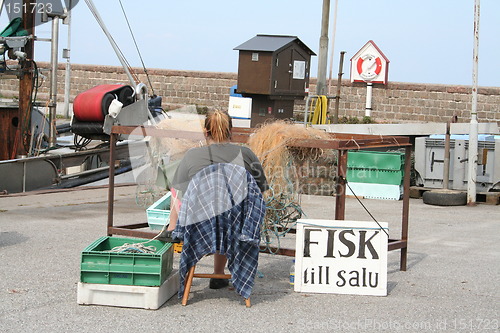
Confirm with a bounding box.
[347,151,404,170]
[347,151,404,185]
[80,236,173,286]
[146,192,171,230]
[347,168,404,185]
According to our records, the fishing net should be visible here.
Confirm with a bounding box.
[135,114,205,207]
[247,120,333,252]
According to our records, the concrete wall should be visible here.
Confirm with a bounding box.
[0,62,498,124]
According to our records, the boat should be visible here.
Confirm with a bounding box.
[0,0,167,195]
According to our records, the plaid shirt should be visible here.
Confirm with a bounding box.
[172,163,266,299]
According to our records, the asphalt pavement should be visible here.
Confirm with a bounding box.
[0,185,498,332]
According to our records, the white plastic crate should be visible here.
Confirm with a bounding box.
[146,192,171,230]
[77,270,179,310]
[347,182,402,200]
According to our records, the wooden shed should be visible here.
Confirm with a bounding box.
[234,35,316,97]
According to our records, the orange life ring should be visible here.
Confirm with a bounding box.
[356,56,382,76]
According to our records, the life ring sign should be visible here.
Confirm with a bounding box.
[350,40,389,85]
[357,55,382,81]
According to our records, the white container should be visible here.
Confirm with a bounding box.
[228,96,252,119]
[77,270,179,310]
[228,96,252,128]
[231,118,251,128]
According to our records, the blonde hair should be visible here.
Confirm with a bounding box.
[204,110,232,143]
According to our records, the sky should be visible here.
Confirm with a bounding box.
[1,0,499,87]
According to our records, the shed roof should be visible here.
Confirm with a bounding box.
[234,34,316,55]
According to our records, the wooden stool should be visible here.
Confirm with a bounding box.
[181,265,251,307]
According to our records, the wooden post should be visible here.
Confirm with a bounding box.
[335,150,347,220]
[333,51,345,123]
[400,146,411,271]
[16,0,36,157]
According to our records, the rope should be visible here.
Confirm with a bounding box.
[108,243,157,254]
[118,0,155,96]
[107,220,172,254]
[260,188,304,254]
[345,180,390,237]
[345,138,361,150]
[260,161,305,254]
[84,0,140,84]
[310,96,329,125]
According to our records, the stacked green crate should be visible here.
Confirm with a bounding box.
[346,151,404,200]
[347,151,404,185]
[80,236,173,287]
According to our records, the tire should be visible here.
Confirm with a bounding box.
[422,189,467,206]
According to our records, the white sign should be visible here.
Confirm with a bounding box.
[350,40,389,85]
[294,219,389,296]
[293,60,306,80]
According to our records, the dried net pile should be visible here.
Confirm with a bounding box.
[247,121,332,252]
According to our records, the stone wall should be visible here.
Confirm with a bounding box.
[333,82,500,124]
[0,62,498,124]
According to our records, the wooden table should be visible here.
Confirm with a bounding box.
[106,126,411,271]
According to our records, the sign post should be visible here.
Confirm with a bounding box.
[467,0,480,205]
[350,41,389,118]
[294,219,389,296]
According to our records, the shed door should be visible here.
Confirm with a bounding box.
[274,47,308,94]
[290,50,308,93]
[274,48,293,93]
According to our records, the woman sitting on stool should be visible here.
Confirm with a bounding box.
[168,110,268,290]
